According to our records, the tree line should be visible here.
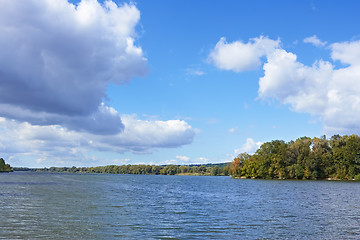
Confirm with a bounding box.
[230,134,360,180]
[17,163,231,176]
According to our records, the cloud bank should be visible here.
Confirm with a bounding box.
[210,36,360,135]
[0,0,196,165]
[0,116,195,166]
[0,0,147,134]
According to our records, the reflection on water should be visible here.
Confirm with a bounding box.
[1,172,360,239]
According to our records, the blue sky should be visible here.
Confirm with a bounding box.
[1,0,360,167]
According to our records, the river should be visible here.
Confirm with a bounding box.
[1,172,360,239]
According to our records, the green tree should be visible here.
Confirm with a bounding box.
[160,165,179,175]
[198,165,207,175]
[211,166,221,176]
[0,158,12,172]
[230,135,360,180]
[230,153,250,177]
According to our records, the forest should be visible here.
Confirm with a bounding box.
[8,134,360,180]
[16,163,231,176]
[230,134,360,180]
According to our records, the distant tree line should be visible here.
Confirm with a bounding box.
[18,163,231,176]
[230,134,360,180]
[0,158,12,172]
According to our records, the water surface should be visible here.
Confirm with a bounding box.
[1,172,360,239]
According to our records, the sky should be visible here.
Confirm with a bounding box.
[1,0,360,167]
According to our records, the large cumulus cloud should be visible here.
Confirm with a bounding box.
[259,40,360,134]
[210,36,360,135]
[0,115,196,166]
[0,0,147,134]
[0,0,196,165]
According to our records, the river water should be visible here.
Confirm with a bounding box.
[1,172,360,239]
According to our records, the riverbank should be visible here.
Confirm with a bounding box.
[12,163,231,176]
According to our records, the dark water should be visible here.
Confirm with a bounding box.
[1,172,360,239]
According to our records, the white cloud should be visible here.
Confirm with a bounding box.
[208,36,280,72]
[186,68,205,76]
[195,157,210,164]
[0,0,147,134]
[0,116,196,166]
[176,155,190,162]
[228,127,238,133]
[259,39,360,135]
[234,138,262,155]
[206,118,219,125]
[81,114,196,154]
[163,155,190,165]
[258,49,333,115]
[115,115,196,149]
[210,35,360,135]
[303,35,327,47]
[331,40,360,65]
[162,155,211,165]
[112,158,131,165]
[192,70,205,76]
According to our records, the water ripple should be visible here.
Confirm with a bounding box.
[1,173,360,239]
